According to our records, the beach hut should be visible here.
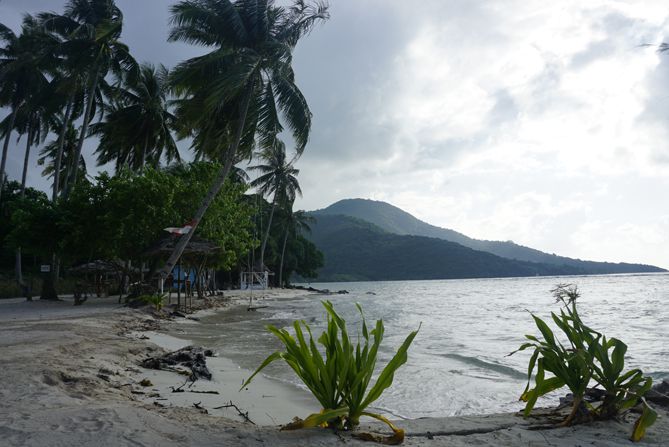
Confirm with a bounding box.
[144,235,221,310]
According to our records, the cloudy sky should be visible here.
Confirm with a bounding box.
[2,0,669,268]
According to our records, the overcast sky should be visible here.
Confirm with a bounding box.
[2,0,669,268]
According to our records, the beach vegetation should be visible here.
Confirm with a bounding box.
[137,293,165,310]
[242,301,419,444]
[512,284,656,441]
[0,0,328,299]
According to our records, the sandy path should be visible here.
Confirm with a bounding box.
[0,293,666,446]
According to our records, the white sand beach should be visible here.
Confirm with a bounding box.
[0,290,667,447]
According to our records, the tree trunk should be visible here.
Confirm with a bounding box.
[20,124,32,195]
[53,97,74,201]
[0,108,17,204]
[141,133,149,170]
[16,124,33,297]
[40,266,58,300]
[278,224,290,288]
[157,83,255,280]
[259,196,277,271]
[64,70,99,198]
[49,97,74,297]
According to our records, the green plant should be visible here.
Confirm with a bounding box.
[137,293,165,310]
[511,284,656,441]
[587,334,656,441]
[241,301,420,444]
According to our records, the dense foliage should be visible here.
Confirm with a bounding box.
[0,162,323,297]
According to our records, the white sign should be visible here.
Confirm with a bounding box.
[40,265,51,273]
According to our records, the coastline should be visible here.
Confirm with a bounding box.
[0,291,667,446]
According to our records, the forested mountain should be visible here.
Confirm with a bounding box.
[306,214,597,282]
[312,199,665,275]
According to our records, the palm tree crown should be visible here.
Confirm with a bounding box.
[250,141,301,204]
[91,63,179,171]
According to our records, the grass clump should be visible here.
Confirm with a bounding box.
[241,300,420,444]
[137,294,165,310]
[511,284,656,441]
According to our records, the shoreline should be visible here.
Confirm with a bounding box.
[0,291,667,446]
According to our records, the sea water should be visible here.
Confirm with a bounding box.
[178,274,669,419]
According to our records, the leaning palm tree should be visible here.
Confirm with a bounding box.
[91,63,179,171]
[40,0,137,198]
[157,0,328,281]
[250,140,302,271]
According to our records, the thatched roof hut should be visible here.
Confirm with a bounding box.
[144,235,220,260]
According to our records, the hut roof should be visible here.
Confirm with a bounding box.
[144,235,221,257]
[69,260,123,274]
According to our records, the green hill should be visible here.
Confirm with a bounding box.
[312,199,665,275]
[307,214,590,282]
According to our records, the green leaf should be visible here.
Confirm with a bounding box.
[239,351,282,390]
[532,314,556,347]
[631,400,657,442]
[360,324,420,410]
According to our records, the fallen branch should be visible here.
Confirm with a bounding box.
[213,400,256,425]
[170,378,190,393]
[193,401,208,414]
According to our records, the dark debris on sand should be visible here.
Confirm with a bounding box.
[141,346,214,381]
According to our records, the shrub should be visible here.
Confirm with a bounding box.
[241,301,420,444]
[511,284,656,441]
[137,294,165,310]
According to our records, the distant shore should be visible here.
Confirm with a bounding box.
[0,291,667,446]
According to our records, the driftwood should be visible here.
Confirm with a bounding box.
[141,346,214,381]
[213,401,256,425]
[647,380,669,407]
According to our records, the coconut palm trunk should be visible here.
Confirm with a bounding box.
[52,96,74,201]
[64,70,99,198]
[15,124,34,295]
[259,195,278,271]
[278,224,290,288]
[0,109,18,203]
[20,125,32,195]
[157,84,254,280]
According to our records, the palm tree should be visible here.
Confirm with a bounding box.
[0,16,54,203]
[91,63,179,171]
[40,0,137,198]
[157,0,328,281]
[250,140,301,271]
[0,16,57,295]
[37,123,87,195]
[277,207,314,287]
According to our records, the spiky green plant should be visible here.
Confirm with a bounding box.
[587,334,656,441]
[241,301,419,444]
[137,293,164,310]
[511,284,656,441]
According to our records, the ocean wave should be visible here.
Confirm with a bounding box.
[439,353,526,380]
